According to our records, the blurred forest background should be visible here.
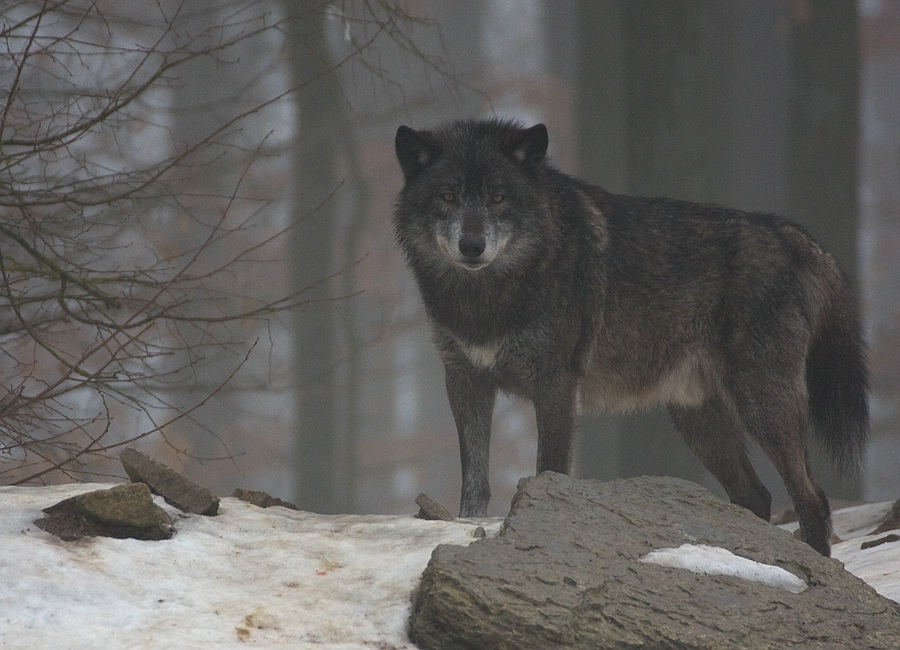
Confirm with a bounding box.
[2,0,898,516]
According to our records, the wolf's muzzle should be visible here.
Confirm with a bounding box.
[458,233,486,261]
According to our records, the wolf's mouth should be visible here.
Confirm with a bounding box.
[458,259,489,271]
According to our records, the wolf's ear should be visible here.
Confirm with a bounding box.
[509,123,549,167]
[395,126,441,180]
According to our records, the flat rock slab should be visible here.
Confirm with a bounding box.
[120,447,219,515]
[410,473,900,649]
[34,483,173,541]
[231,488,298,510]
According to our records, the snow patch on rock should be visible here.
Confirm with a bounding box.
[640,543,808,593]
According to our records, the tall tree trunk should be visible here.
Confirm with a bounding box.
[621,1,712,201]
[283,1,351,513]
[788,0,859,279]
[575,0,718,490]
[573,0,628,481]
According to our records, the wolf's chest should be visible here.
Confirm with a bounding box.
[452,336,504,370]
[447,331,555,400]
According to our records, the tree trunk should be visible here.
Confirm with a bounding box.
[575,0,718,491]
[283,1,351,513]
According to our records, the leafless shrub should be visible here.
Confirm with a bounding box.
[0,0,305,482]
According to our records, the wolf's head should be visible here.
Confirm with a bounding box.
[393,119,550,274]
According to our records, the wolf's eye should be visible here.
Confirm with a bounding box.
[441,192,456,203]
[491,193,505,204]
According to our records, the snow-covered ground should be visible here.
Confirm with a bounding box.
[1,484,898,649]
[808,500,900,603]
[1,483,500,649]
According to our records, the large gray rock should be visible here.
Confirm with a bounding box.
[410,473,900,649]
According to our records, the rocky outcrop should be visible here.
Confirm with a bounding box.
[410,472,900,649]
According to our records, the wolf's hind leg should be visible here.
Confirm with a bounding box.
[669,397,772,522]
[730,383,832,556]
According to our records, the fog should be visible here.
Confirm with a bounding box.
[2,0,898,516]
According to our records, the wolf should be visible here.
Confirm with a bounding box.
[392,118,868,556]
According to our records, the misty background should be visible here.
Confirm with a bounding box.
[2,0,898,517]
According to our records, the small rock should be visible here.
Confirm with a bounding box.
[861,534,900,550]
[120,447,219,515]
[35,483,173,541]
[231,488,298,510]
[871,499,900,536]
[415,493,454,521]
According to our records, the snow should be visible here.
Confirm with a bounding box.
[2,483,899,649]
[830,502,900,603]
[640,543,808,593]
[0,483,500,649]
[777,501,900,603]
[837,532,900,603]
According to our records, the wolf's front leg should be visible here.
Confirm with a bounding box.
[445,364,497,517]
[534,371,579,474]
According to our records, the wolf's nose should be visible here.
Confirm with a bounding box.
[459,234,486,259]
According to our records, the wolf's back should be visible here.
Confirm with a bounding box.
[806,280,869,474]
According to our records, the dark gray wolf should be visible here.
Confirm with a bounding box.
[392,118,868,556]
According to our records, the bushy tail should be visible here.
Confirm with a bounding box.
[806,287,869,475]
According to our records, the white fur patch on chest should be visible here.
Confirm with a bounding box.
[454,337,502,370]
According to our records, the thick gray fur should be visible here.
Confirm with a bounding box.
[393,118,868,556]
